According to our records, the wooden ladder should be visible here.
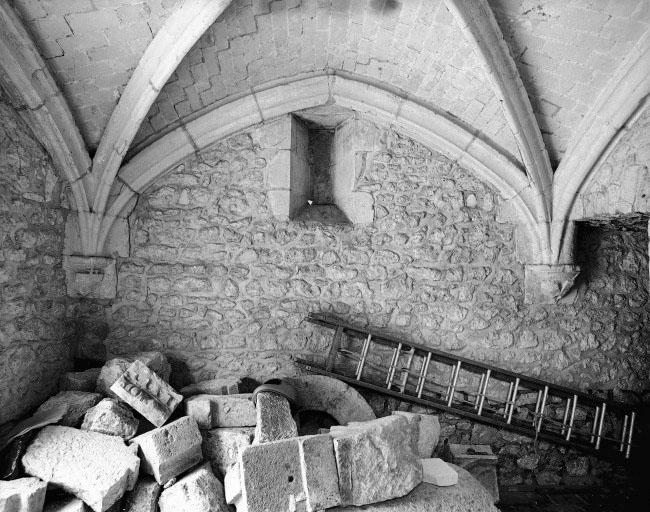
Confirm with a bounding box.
[296,314,640,460]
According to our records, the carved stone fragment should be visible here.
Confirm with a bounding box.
[81,398,139,440]
[110,361,181,427]
[0,477,47,512]
[158,464,229,512]
[60,368,101,392]
[253,392,298,444]
[180,378,239,397]
[97,352,172,397]
[202,427,254,477]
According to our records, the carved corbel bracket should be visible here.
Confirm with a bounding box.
[524,264,581,305]
[63,255,117,299]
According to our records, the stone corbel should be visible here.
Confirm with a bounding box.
[523,264,580,305]
[63,255,117,299]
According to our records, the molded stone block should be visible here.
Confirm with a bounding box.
[422,458,458,487]
[392,411,440,458]
[110,360,181,427]
[60,368,101,392]
[253,392,298,444]
[63,256,116,299]
[237,434,341,512]
[158,464,228,512]
[185,394,256,428]
[81,398,139,440]
[0,477,47,512]
[97,352,171,396]
[524,264,580,304]
[180,378,239,397]
[36,391,102,427]
[202,427,254,477]
[121,476,161,512]
[22,426,139,512]
[330,415,422,506]
[130,417,203,485]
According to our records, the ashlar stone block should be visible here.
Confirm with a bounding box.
[253,392,298,444]
[36,391,102,427]
[236,434,340,512]
[110,360,181,427]
[81,398,139,440]
[180,378,239,397]
[392,410,440,458]
[130,416,203,485]
[202,427,254,477]
[421,458,458,487]
[0,477,47,512]
[158,464,228,512]
[22,426,140,512]
[185,394,256,429]
[120,476,161,512]
[330,415,422,506]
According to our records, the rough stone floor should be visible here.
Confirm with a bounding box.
[498,487,646,512]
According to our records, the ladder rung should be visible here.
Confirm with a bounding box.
[416,353,431,398]
[595,402,606,450]
[355,334,372,380]
[386,343,402,389]
[446,361,462,407]
[626,412,635,459]
[399,348,416,393]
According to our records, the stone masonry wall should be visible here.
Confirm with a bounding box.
[0,96,70,424]
[100,116,649,485]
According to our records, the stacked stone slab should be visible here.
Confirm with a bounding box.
[81,398,139,440]
[130,417,202,485]
[180,378,239,397]
[392,410,440,458]
[36,391,102,427]
[158,464,229,512]
[229,434,341,512]
[252,391,298,444]
[330,415,422,506]
[0,477,47,512]
[185,394,256,428]
[22,426,140,512]
[110,361,182,427]
[202,427,255,477]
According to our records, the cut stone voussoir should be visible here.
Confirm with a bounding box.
[180,378,240,397]
[185,394,256,428]
[110,360,182,427]
[422,458,458,487]
[121,476,161,512]
[81,398,139,440]
[202,427,254,477]
[158,464,229,512]
[130,416,203,485]
[392,411,440,458]
[97,352,172,397]
[36,391,103,427]
[253,391,298,444]
[330,415,422,506]
[0,477,47,512]
[236,434,341,512]
[22,426,140,512]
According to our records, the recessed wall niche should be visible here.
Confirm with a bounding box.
[266,106,375,224]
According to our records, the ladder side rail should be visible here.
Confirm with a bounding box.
[326,325,344,372]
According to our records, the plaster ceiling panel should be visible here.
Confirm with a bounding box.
[131,0,521,165]
[11,0,182,151]
[488,0,649,169]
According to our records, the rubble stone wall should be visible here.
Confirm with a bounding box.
[0,97,70,423]
[95,116,649,485]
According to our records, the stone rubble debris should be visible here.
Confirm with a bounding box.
[330,415,422,506]
[120,476,161,512]
[421,458,458,487]
[81,398,139,440]
[110,360,182,427]
[201,427,254,477]
[36,391,102,427]
[185,394,256,429]
[60,368,101,392]
[180,378,240,397]
[392,410,440,458]
[252,391,298,444]
[0,477,47,512]
[130,416,202,485]
[232,433,341,512]
[43,496,87,512]
[22,426,140,512]
[158,464,229,512]
[96,352,171,397]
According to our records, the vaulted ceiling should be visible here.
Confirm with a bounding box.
[1,0,649,261]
